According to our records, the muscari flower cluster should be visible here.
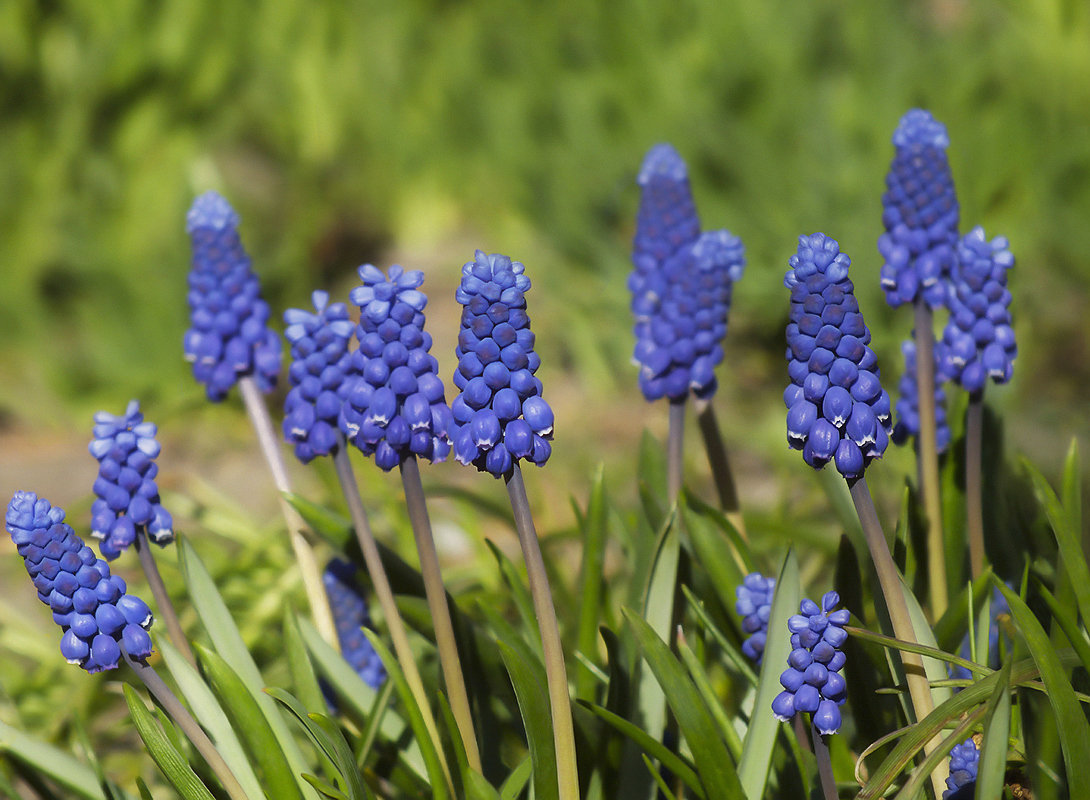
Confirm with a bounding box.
[6,492,154,673]
[891,339,951,453]
[339,265,453,471]
[451,251,554,477]
[629,145,746,401]
[771,592,849,736]
[283,291,356,463]
[88,400,174,561]
[184,191,282,401]
[736,573,776,664]
[324,558,386,689]
[784,233,892,480]
[939,226,1016,394]
[878,109,960,308]
[944,738,979,799]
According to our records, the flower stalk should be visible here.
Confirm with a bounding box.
[966,390,985,579]
[133,529,195,667]
[694,398,746,538]
[913,299,947,618]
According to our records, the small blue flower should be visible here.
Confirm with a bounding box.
[735,573,776,664]
[451,251,553,477]
[323,558,386,689]
[771,592,849,735]
[944,738,979,799]
[88,400,174,561]
[939,226,1016,394]
[878,110,960,309]
[6,491,155,673]
[184,191,282,401]
[891,339,951,453]
[784,233,892,480]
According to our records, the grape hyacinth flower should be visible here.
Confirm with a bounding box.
[451,251,554,477]
[735,573,776,664]
[184,191,282,401]
[323,558,386,689]
[944,738,980,799]
[283,291,356,463]
[88,400,174,560]
[784,233,893,480]
[771,592,849,735]
[892,339,951,453]
[940,226,1016,394]
[6,492,154,673]
[877,109,960,309]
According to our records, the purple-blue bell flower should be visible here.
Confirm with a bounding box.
[451,251,553,477]
[6,492,154,673]
[944,738,979,799]
[735,573,776,664]
[878,109,961,308]
[338,265,452,470]
[88,400,174,561]
[784,234,892,480]
[184,191,282,401]
[772,592,849,735]
[939,226,1016,394]
[323,558,386,689]
[891,339,951,453]
[283,291,356,463]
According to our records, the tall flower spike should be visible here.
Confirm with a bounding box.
[771,592,850,735]
[338,265,453,471]
[784,233,892,480]
[939,227,1016,393]
[735,573,776,664]
[283,291,356,463]
[892,339,951,453]
[944,738,979,799]
[451,251,554,477]
[184,191,282,401]
[89,400,174,560]
[323,558,386,689]
[6,492,155,673]
[878,109,960,308]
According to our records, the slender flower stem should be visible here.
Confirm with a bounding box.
[966,390,985,580]
[693,398,747,540]
[667,400,685,502]
[505,463,580,800]
[399,455,481,772]
[913,300,947,618]
[812,730,838,800]
[133,529,195,668]
[124,653,252,800]
[331,444,452,793]
[237,376,338,648]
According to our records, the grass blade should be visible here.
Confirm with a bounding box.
[575,465,609,700]
[976,658,1013,800]
[0,717,110,800]
[493,634,558,800]
[122,684,216,800]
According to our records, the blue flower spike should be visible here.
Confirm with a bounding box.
[784,233,893,480]
[184,191,282,401]
[323,558,386,689]
[338,264,453,471]
[89,400,174,561]
[892,339,951,453]
[940,227,1016,394]
[771,592,850,735]
[735,573,776,664]
[451,251,554,477]
[6,492,155,673]
[944,738,980,798]
[283,291,357,463]
[878,109,961,308]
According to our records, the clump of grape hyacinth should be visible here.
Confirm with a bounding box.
[338,265,453,471]
[6,492,155,673]
[944,738,980,799]
[940,226,1016,394]
[878,109,960,308]
[283,291,356,463]
[184,191,282,401]
[771,592,849,735]
[892,339,951,453]
[88,400,174,561]
[324,558,386,689]
[451,251,554,477]
[784,233,892,480]
[735,573,776,664]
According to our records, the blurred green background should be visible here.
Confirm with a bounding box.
[1,0,1088,513]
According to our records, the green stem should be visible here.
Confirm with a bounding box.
[966,390,985,580]
[505,463,580,800]
[913,301,947,619]
[237,376,338,648]
[693,398,747,540]
[399,455,481,772]
[811,730,837,800]
[667,400,685,502]
[124,653,252,800]
[134,528,195,668]
[331,445,453,794]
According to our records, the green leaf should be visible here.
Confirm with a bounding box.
[641,753,682,800]
[900,572,953,708]
[681,492,749,618]
[681,585,757,687]
[676,632,743,761]
[463,768,502,800]
[283,492,352,549]
[843,626,988,678]
[635,502,680,742]
[498,754,532,800]
[493,635,558,800]
[284,611,327,714]
[485,539,542,659]
[0,717,110,800]
[977,658,1013,800]
[575,465,609,700]
[122,684,216,800]
[637,429,668,530]
[1035,580,1090,674]
[892,707,985,800]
